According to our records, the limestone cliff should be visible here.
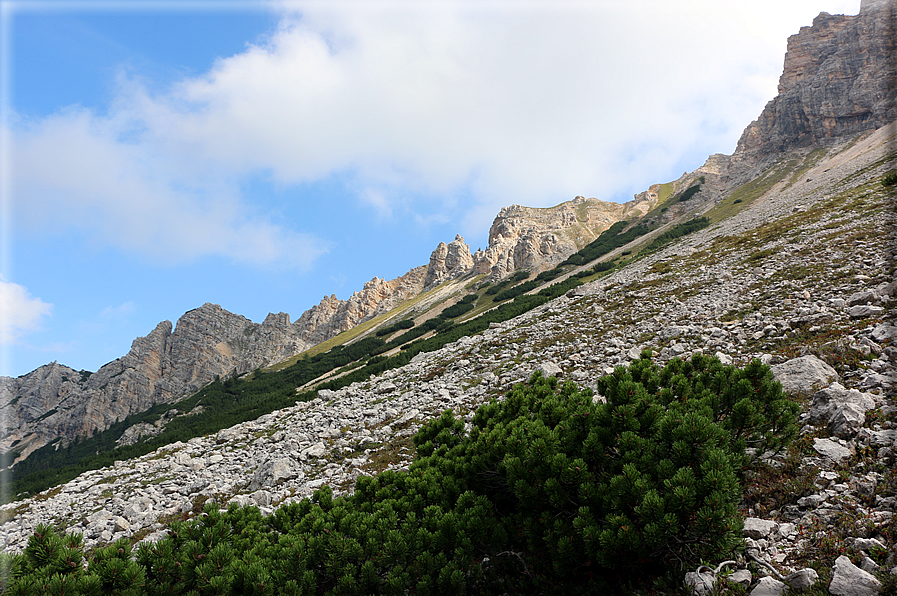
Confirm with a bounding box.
[423,235,475,290]
[734,0,895,165]
[472,195,655,280]
[0,304,310,463]
[294,266,428,344]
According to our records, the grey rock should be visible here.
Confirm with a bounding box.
[537,361,563,378]
[744,517,778,539]
[112,516,130,533]
[853,537,887,552]
[750,576,786,596]
[812,438,853,462]
[786,568,818,591]
[728,569,752,587]
[871,324,897,343]
[860,556,880,574]
[829,555,882,595]
[250,457,303,490]
[771,356,839,396]
[685,570,717,596]
[848,305,885,318]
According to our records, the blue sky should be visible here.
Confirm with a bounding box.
[1,0,861,378]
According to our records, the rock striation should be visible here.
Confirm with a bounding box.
[471,195,655,280]
[734,0,896,165]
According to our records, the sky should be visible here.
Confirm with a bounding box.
[0,0,862,379]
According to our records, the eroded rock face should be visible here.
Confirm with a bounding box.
[0,304,317,463]
[295,267,428,344]
[734,0,896,164]
[423,235,474,290]
[472,195,655,280]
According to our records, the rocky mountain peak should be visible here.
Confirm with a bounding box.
[471,196,654,280]
[423,235,474,290]
[734,0,895,164]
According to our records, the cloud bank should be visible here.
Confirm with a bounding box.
[10,0,861,263]
[0,277,52,344]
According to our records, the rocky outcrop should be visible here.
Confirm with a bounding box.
[423,235,474,290]
[294,266,428,345]
[472,195,655,280]
[3,125,896,592]
[734,0,896,165]
[0,304,312,463]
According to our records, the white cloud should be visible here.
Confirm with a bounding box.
[0,277,53,344]
[11,107,328,270]
[11,0,863,250]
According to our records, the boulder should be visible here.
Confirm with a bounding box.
[771,356,839,396]
[829,555,882,595]
[812,438,853,463]
[848,305,885,318]
[250,457,303,490]
[750,576,786,596]
[537,361,563,378]
[744,517,778,539]
[786,568,818,591]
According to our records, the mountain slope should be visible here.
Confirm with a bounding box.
[2,121,894,572]
[2,3,896,580]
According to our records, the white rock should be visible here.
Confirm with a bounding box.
[750,576,786,596]
[829,555,881,595]
[771,355,839,396]
[812,438,853,462]
[743,517,778,539]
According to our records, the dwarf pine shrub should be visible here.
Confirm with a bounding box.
[3,354,798,595]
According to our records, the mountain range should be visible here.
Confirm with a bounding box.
[2,2,896,590]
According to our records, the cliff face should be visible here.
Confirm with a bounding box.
[294,266,428,344]
[0,304,311,463]
[472,195,655,279]
[734,0,895,164]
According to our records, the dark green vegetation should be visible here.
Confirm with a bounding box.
[882,171,897,187]
[375,319,414,337]
[638,217,711,256]
[7,278,583,501]
[2,355,799,595]
[676,182,702,202]
[561,220,654,266]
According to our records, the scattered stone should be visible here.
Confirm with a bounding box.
[829,555,882,595]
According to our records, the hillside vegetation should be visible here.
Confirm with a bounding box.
[2,355,800,594]
[2,125,896,595]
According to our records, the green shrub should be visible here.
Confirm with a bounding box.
[882,171,897,187]
[376,319,415,337]
[3,525,144,595]
[678,183,702,201]
[7,356,798,594]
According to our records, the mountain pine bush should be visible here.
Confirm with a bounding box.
[2,354,798,594]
